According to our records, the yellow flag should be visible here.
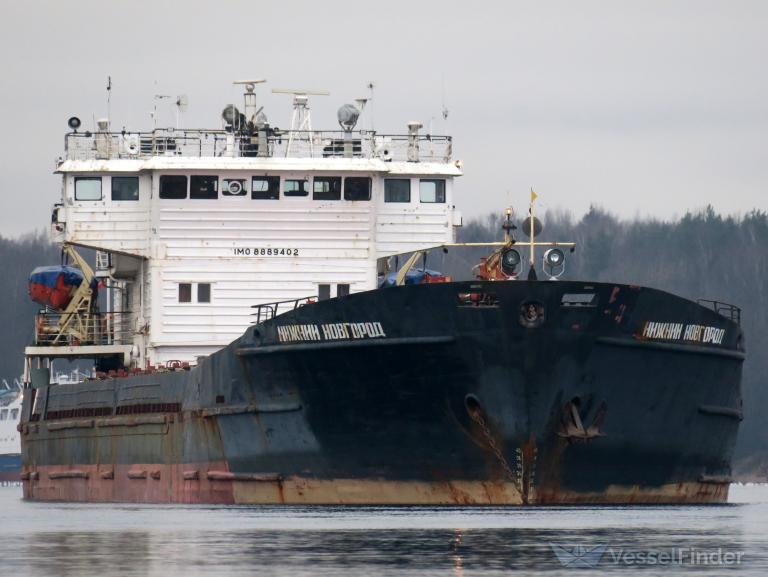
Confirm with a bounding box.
[530,189,538,203]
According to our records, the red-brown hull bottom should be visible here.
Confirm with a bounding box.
[21,464,730,505]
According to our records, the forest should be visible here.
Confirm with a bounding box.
[1,206,766,475]
[0,232,58,385]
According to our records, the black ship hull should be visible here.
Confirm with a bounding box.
[20,280,744,504]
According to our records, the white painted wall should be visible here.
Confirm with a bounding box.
[57,159,461,365]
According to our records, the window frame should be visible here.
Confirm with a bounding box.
[159,175,188,199]
[384,178,411,203]
[111,176,139,201]
[190,175,219,200]
[178,283,192,303]
[197,283,211,303]
[283,178,309,197]
[419,179,446,203]
[222,178,247,197]
[344,177,372,201]
[313,176,342,201]
[251,176,280,200]
[179,282,212,304]
[74,177,103,201]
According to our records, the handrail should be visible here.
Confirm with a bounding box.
[697,299,741,325]
[63,129,453,162]
[251,296,317,324]
[34,310,134,346]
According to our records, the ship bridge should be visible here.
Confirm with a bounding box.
[43,83,463,369]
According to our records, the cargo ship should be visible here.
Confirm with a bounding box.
[19,81,744,504]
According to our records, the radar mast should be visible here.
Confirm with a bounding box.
[272,88,329,156]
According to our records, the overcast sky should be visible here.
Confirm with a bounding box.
[0,0,765,236]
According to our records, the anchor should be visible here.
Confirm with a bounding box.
[558,399,607,440]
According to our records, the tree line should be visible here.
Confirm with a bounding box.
[0,232,59,384]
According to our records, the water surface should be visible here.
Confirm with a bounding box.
[1,484,766,576]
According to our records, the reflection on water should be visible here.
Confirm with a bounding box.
[1,485,767,576]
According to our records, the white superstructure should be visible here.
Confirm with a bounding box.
[44,83,463,367]
[0,383,22,460]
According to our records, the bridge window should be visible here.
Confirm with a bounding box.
[384,179,411,203]
[252,176,280,200]
[344,177,371,201]
[112,176,139,201]
[313,177,342,200]
[337,283,350,297]
[318,284,331,301]
[419,179,445,203]
[0,409,7,421]
[222,179,247,196]
[75,177,102,201]
[284,179,309,197]
[10,408,18,420]
[190,175,218,199]
[160,175,187,199]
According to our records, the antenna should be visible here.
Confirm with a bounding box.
[233,79,267,87]
[106,76,112,128]
[367,81,375,131]
[152,94,170,130]
[441,74,449,122]
[271,88,329,156]
[523,189,543,280]
[271,88,330,96]
[174,95,188,129]
[441,74,449,136]
[234,79,266,126]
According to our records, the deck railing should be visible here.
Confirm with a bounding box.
[63,129,452,163]
[34,311,134,347]
[697,299,741,325]
[251,297,316,324]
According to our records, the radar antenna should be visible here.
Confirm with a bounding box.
[272,88,329,156]
[233,79,266,126]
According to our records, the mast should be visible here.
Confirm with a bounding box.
[528,189,538,280]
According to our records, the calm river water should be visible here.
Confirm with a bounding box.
[1,484,766,576]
